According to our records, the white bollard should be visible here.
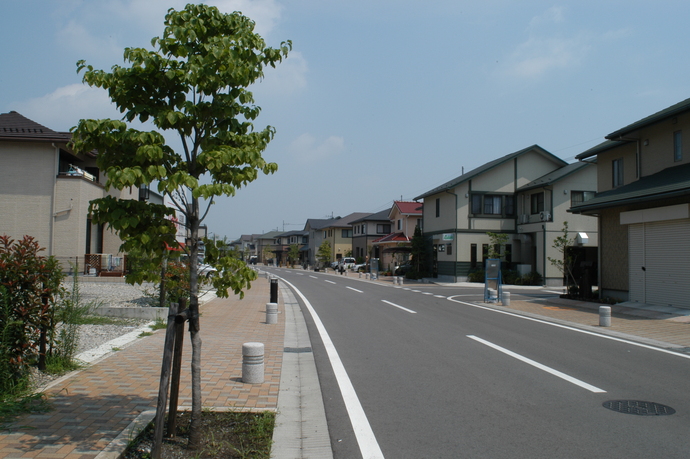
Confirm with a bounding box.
[502,291,510,306]
[599,306,611,327]
[242,342,264,384]
[266,302,278,324]
[359,272,362,278]
[365,273,370,280]
[398,276,404,285]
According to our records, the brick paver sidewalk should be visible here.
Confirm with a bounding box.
[0,280,282,459]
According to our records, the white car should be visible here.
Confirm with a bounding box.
[341,257,356,269]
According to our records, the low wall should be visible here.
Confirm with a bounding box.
[93,307,167,321]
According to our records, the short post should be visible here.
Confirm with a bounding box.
[270,278,278,303]
[242,342,264,384]
[266,302,278,325]
[359,272,362,278]
[365,273,370,280]
[398,276,404,285]
[599,306,611,327]
[502,291,511,306]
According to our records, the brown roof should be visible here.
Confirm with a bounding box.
[0,111,71,142]
[393,201,422,215]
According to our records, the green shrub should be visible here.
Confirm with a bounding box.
[467,269,485,283]
[521,271,543,286]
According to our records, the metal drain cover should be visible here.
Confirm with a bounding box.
[603,400,676,416]
[284,347,312,353]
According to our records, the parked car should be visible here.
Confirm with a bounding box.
[330,261,340,269]
[341,257,356,269]
[353,263,367,272]
[394,262,412,276]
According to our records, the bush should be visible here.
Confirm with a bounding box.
[521,271,543,286]
[467,269,484,283]
[0,235,65,391]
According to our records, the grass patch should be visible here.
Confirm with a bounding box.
[124,410,275,458]
[139,331,153,338]
[149,317,167,330]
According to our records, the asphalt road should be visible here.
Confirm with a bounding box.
[266,268,690,459]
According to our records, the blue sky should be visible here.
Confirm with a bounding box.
[2,1,690,239]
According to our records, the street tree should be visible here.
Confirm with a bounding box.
[548,221,578,292]
[69,4,290,449]
[287,243,300,267]
[317,240,332,269]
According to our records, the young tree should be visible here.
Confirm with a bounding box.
[486,232,509,260]
[262,244,274,265]
[287,243,300,267]
[408,225,428,279]
[548,221,578,292]
[70,4,290,449]
[317,240,332,269]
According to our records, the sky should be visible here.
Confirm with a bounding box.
[2,0,690,239]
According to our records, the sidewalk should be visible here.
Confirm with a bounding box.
[0,279,286,459]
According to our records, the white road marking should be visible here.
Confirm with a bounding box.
[434,295,446,298]
[280,278,385,459]
[467,335,606,393]
[347,286,363,293]
[309,275,318,279]
[381,300,417,314]
[422,292,433,295]
[448,296,690,360]
[325,280,336,284]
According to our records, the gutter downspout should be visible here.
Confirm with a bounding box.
[50,143,59,257]
[542,224,547,287]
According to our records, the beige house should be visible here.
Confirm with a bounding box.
[0,112,135,273]
[319,212,370,263]
[415,145,598,285]
[571,97,690,308]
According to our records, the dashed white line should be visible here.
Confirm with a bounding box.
[347,286,363,293]
[309,275,318,279]
[325,280,336,284]
[434,295,446,298]
[381,300,417,314]
[467,335,606,393]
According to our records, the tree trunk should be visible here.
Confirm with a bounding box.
[187,321,202,449]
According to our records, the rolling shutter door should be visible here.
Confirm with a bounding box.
[643,219,690,309]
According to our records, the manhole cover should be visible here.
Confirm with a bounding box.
[603,400,676,416]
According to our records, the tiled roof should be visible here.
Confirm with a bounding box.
[518,162,593,192]
[606,97,690,140]
[575,140,627,160]
[570,162,690,213]
[350,209,390,223]
[371,232,410,244]
[393,201,422,215]
[414,145,565,200]
[0,111,71,142]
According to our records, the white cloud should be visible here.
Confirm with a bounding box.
[13,84,119,132]
[254,51,308,97]
[289,134,345,163]
[506,34,591,78]
[529,6,565,28]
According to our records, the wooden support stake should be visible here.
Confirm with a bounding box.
[167,298,187,437]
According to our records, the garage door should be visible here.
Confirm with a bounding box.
[629,219,690,309]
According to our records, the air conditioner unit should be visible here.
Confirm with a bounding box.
[539,212,551,222]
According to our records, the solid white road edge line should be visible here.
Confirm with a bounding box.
[347,286,363,293]
[448,296,690,360]
[280,278,385,459]
[467,335,606,393]
[381,300,417,314]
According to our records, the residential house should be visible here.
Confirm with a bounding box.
[304,218,336,267]
[571,97,690,308]
[274,229,308,266]
[318,212,371,264]
[350,209,391,263]
[415,144,597,285]
[371,201,423,272]
[254,230,282,264]
[0,111,136,274]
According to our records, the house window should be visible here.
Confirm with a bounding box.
[530,192,544,214]
[571,191,595,207]
[376,224,391,234]
[504,196,515,216]
[470,243,477,268]
[416,218,422,229]
[612,159,624,188]
[674,130,682,162]
[362,224,366,234]
[446,243,452,255]
[483,195,502,215]
[471,195,482,214]
[505,244,512,263]
[435,198,440,218]
[342,229,352,238]
[397,219,402,230]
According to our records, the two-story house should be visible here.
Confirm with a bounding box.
[350,209,391,263]
[415,145,597,285]
[571,97,690,308]
[274,229,308,266]
[320,212,371,263]
[254,230,282,264]
[0,111,135,273]
[371,201,423,272]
